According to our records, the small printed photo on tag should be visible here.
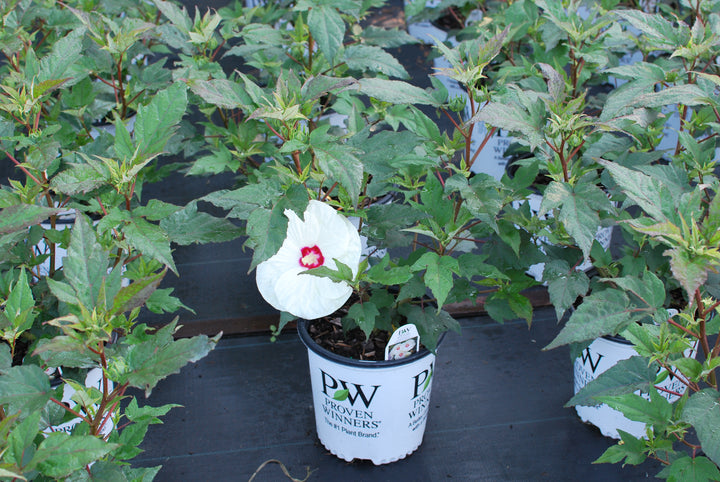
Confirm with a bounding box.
[385,324,420,361]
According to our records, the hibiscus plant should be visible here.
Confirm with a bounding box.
[0,0,240,478]
[185,0,540,352]
[446,0,720,478]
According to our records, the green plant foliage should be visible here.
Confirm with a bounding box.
[0,0,231,478]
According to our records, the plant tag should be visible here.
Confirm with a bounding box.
[385,324,420,361]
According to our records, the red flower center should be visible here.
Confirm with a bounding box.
[299,245,324,269]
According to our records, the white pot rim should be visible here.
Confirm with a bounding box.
[297,319,439,369]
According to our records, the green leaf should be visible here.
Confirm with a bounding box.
[537,63,564,102]
[613,9,689,50]
[307,5,344,62]
[545,259,589,320]
[545,289,635,349]
[0,467,26,480]
[397,304,460,352]
[113,111,134,161]
[357,78,440,105]
[361,26,418,48]
[629,84,709,111]
[49,163,106,195]
[83,460,156,480]
[145,288,193,315]
[125,465,163,481]
[134,83,188,157]
[110,270,166,315]
[132,200,182,221]
[246,206,287,271]
[666,247,710,303]
[0,205,62,235]
[344,45,408,78]
[610,272,666,311]
[393,105,442,141]
[8,411,41,467]
[0,344,10,373]
[113,400,178,461]
[5,269,36,332]
[189,78,253,109]
[456,253,508,281]
[671,357,703,383]
[119,321,219,396]
[0,365,51,417]
[541,181,611,258]
[159,201,243,245]
[37,28,84,84]
[656,455,720,482]
[154,0,192,32]
[46,277,79,305]
[593,429,647,466]
[597,389,672,428]
[300,76,356,102]
[33,433,117,479]
[125,398,179,424]
[507,291,533,326]
[411,252,459,309]
[311,136,364,207]
[682,389,720,466]
[367,255,413,286]
[347,301,380,340]
[123,216,177,275]
[471,101,544,150]
[300,263,353,284]
[33,336,97,369]
[599,160,671,222]
[454,174,504,232]
[202,180,283,220]
[62,215,109,308]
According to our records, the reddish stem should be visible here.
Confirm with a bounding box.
[210,38,226,62]
[49,397,91,425]
[654,385,683,398]
[264,121,286,142]
[442,108,465,136]
[5,150,43,185]
[468,126,497,169]
[667,317,700,339]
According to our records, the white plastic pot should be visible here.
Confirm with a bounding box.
[573,335,696,439]
[298,320,437,465]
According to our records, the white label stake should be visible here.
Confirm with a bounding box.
[385,324,421,361]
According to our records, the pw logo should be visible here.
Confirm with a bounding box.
[321,370,379,409]
[581,348,604,373]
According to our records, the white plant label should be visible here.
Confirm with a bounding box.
[385,324,420,360]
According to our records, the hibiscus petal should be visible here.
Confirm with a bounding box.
[256,200,362,319]
[307,202,362,274]
[256,247,301,311]
[273,271,353,319]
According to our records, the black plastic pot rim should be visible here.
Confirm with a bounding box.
[297,319,441,369]
[601,333,632,345]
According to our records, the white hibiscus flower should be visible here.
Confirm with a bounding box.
[256,200,362,320]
